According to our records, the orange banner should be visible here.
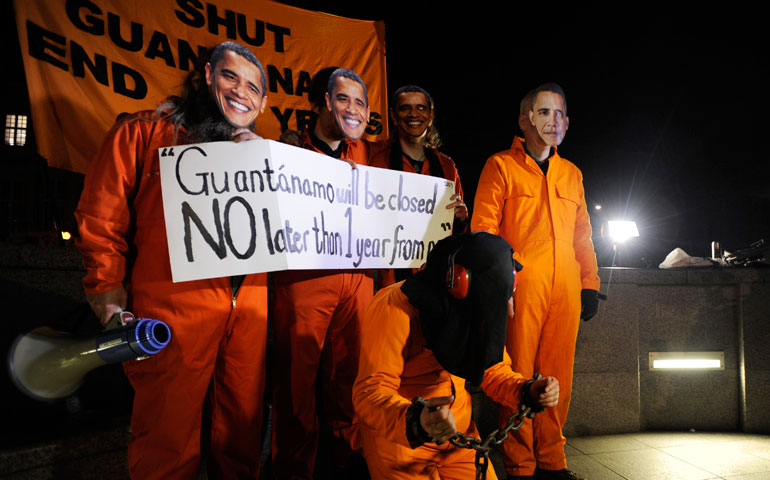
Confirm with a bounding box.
[13,0,388,173]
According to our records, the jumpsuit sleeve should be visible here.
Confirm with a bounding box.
[470,155,507,236]
[74,119,145,295]
[452,159,470,235]
[453,167,464,199]
[572,171,601,291]
[353,289,414,447]
[480,348,528,410]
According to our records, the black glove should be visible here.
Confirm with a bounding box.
[580,289,599,321]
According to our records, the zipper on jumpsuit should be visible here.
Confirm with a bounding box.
[230,275,246,309]
[543,163,558,297]
[231,280,241,308]
[529,154,558,297]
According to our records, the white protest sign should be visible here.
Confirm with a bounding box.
[159,140,455,282]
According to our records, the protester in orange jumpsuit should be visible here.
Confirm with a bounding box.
[471,84,600,480]
[369,85,468,287]
[354,232,559,479]
[76,42,269,479]
[271,67,375,479]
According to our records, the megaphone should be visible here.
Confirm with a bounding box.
[8,311,171,401]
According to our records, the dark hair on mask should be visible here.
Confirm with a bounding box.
[391,85,442,149]
[309,67,339,108]
[519,89,536,117]
[327,68,369,107]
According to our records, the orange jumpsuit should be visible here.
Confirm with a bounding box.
[369,146,465,287]
[354,283,532,479]
[75,111,268,480]
[271,129,374,479]
[471,136,599,476]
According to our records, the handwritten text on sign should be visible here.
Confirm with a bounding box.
[159,140,455,282]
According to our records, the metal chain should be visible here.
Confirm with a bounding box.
[449,404,534,480]
[448,374,543,480]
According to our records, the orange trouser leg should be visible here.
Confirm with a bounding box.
[362,423,496,480]
[125,277,267,480]
[125,335,213,480]
[532,273,579,471]
[208,280,268,479]
[318,272,372,456]
[502,273,580,475]
[272,270,371,479]
[501,274,547,476]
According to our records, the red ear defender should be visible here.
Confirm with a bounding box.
[512,255,523,293]
[512,266,519,293]
[513,270,519,292]
[446,246,471,299]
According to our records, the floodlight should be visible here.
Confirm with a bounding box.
[607,220,639,243]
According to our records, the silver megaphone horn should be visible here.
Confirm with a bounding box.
[8,311,171,401]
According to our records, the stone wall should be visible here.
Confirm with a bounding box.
[566,267,770,436]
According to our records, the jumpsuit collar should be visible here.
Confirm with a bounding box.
[308,130,346,159]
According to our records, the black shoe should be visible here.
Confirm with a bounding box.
[506,476,534,480]
[534,468,585,480]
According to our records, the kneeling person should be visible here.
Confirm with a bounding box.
[353,232,559,479]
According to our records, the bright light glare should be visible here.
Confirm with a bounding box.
[61,231,72,241]
[607,220,639,243]
[653,359,721,369]
[594,205,602,210]
[649,351,724,370]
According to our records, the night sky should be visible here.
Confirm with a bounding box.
[279,2,770,266]
[5,2,769,266]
